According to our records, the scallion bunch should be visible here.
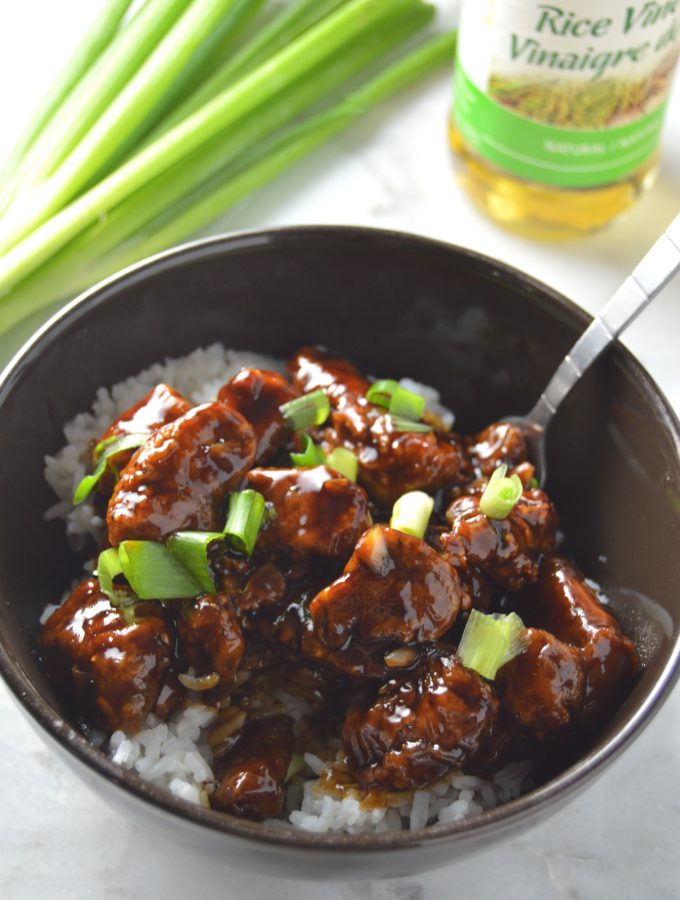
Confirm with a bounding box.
[0,0,455,332]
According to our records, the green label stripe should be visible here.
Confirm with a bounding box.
[452,65,666,188]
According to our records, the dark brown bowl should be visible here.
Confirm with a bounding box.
[0,226,678,880]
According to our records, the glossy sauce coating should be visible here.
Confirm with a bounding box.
[327,403,470,508]
[212,715,294,820]
[288,346,370,407]
[218,368,298,464]
[97,383,192,444]
[443,489,557,591]
[107,402,256,544]
[342,647,499,790]
[176,594,244,683]
[467,421,527,477]
[517,556,639,720]
[246,466,372,560]
[499,628,585,737]
[310,525,462,649]
[40,348,642,819]
[40,579,172,732]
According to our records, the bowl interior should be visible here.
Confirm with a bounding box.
[0,226,679,860]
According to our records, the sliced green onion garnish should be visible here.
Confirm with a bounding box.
[366,380,426,422]
[325,447,358,482]
[73,431,148,504]
[223,489,266,556]
[118,540,202,600]
[479,464,523,520]
[528,477,539,490]
[167,531,223,594]
[279,389,330,431]
[388,386,426,421]
[290,434,326,468]
[457,610,527,680]
[389,415,433,433]
[390,490,434,540]
[365,379,400,408]
[96,547,123,600]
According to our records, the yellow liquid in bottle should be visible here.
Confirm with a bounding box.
[448,120,660,240]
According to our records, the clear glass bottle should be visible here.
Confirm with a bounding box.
[450,0,680,238]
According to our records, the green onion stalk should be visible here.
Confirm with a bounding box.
[0,0,195,215]
[0,0,134,204]
[1,5,433,321]
[153,0,351,138]
[0,0,427,261]
[1,30,454,336]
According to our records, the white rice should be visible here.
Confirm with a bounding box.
[43,343,524,832]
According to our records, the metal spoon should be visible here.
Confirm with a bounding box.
[506,212,680,486]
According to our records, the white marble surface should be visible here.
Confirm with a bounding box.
[1,2,679,898]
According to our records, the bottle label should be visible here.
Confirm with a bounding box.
[452,1,680,187]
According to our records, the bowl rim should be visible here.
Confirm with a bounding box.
[1,223,680,852]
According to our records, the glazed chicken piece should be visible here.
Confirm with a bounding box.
[442,488,557,594]
[343,647,499,790]
[40,579,173,733]
[310,525,462,650]
[332,408,471,508]
[97,383,191,445]
[288,346,370,407]
[517,556,639,721]
[218,368,299,464]
[467,421,528,478]
[498,628,585,737]
[245,466,371,560]
[212,715,294,820]
[176,595,244,684]
[107,401,256,545]
[289,347,470,507]
[93,383,192,497]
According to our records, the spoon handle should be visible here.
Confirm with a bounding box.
[528,212,680,429]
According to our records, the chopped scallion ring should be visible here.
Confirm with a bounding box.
[223,489,266,556]
[325,447,358,482]
[279,389,330,431]
[290,434,326,468]
[73,432,148,505]
[365,379,400,408]
[118,540,202,600]
[479,464,523,520]
[96,547,123,601]
[389,415,433,433]
[457,610,527,680]
[366,380,426,422]
[167,531,223,595]
[390,490,434,540]
[388,386,426,421]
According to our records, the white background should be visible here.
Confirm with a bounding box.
[0,2,679,898]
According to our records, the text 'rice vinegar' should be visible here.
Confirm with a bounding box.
[450,1,680,238]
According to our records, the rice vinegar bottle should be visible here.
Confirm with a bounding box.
[449,0,680,238]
